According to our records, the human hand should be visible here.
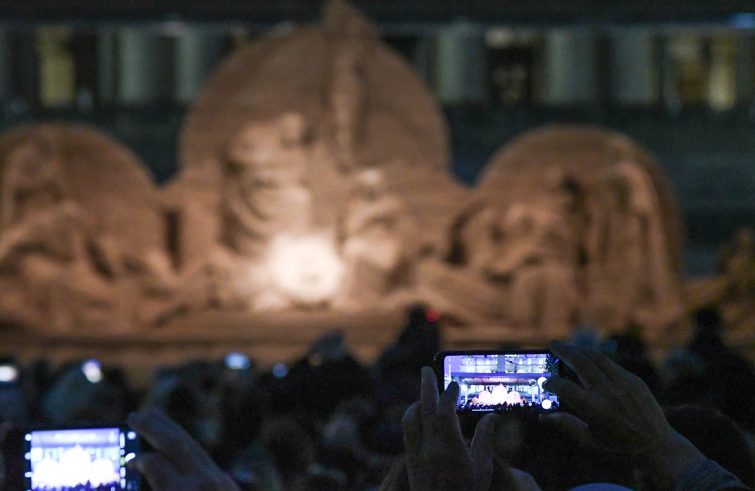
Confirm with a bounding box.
[128,409,239,491]
[541,341,704,484]
[402,366,499,491]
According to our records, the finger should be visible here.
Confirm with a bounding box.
[539,412,596,448]
[132,452,183,490]
[438,380,460,416]
[578,347,630,382]
[420,366,439,423]
[550,341,606,389]
[470,413,499,490]
[401,402,423,458]
[542,376,597,416]
[128,409,214,472]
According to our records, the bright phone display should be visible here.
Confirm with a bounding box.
[436,350,561,413]
[23,426,140,491]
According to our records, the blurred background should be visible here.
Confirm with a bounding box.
[0,0,754,276]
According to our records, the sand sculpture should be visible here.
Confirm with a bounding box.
[721,227,755,303]
[587,159,684,330]
[687,227,755,337]
[718,227,755,332]
[221,112,314,258]
[0,1,698,338]
[337,169,415,308]
[431,126,687,334]
[0,125,176,331]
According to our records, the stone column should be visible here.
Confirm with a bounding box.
[707,35,738,112]
[36,27,75,107]
[435,22,488,105]
[116,28,164,105]
[663,34,705,111]
[609,29,659,106]
[539,28,596,105]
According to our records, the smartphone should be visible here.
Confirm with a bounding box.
[434,350,561,414]
[23,425,141,491]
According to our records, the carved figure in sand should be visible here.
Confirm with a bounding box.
[720,227,755,298]
[326,0,375,172]
[455,205,503,273]
[463,126,685,333]
[0,135,116,331]
[221,113,313,258]
[447,167,585,331]
[338,169,411,306]
[485,202,579,333]
[586,160,683,330]
[171,247,255,313]
[546,169,591,293]
[0,127,182,331]
[168,114,318,314]
[717,227,755,324]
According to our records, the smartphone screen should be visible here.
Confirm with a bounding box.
[23,426,140,491]
[437,350,561,413]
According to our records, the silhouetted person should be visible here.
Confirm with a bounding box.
[270,331,373,419]
[374,305,441,405]
[684,307,755,432]
[603,323,659,395]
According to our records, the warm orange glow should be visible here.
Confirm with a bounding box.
[266,234,344,306]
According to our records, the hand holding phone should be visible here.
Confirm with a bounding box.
[542,341,708,488]
[435,350,561,414]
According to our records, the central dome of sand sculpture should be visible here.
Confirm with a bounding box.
[168,0,470,312]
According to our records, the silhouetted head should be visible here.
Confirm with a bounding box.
[694,306,722,331]
[261,416,316,486]
[692,306,724,345]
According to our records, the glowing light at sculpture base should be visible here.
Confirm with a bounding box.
[266,234,345,307]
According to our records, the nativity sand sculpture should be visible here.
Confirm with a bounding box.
[0,1,711,342]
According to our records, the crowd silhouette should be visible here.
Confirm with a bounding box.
[0,305,753,490]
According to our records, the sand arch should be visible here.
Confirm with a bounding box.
[0,123,164,254]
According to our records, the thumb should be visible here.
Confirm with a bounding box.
[539,412,597,448]
[470,413,499,491]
